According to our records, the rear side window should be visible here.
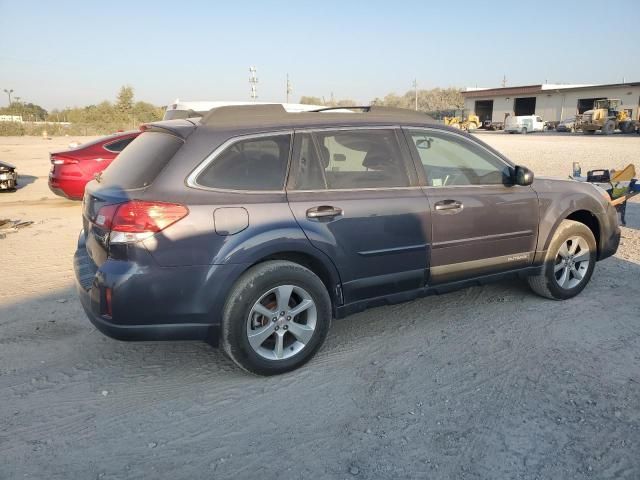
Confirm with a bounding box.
[196,134,291,191]
[103,136,135,153]
[98,132,182,189]
[291,129,409,190]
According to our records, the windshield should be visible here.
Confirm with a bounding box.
[98,132,182,189]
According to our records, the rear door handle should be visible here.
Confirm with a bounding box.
[434,200,463,211]
[306,206,343,219]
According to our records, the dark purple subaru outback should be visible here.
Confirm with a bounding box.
[75,105,620,374]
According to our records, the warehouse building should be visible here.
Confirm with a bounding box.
[462,82,640,124]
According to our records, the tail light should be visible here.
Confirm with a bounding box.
[94,200,188,244]
[51,155,79,165]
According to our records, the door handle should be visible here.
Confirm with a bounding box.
[434,200,463,211]
[306,206,343,219]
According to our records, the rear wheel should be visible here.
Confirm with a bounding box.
[221,260,332,375]
[602,120,615,135]
[527,220,597,300]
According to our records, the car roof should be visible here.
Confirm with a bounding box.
[165,100,327,113]
[189,104,437,132]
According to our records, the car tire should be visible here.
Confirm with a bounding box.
[602,120,615,135]
[221,260,332,375]
[527,220,597,300]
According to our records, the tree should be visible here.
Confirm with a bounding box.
[299,96,323,105]
[372,87,464,116]
[0,101,47,120]
[116,85,134,115]
[132,101,164,123]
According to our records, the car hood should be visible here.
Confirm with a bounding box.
[0,160,16,170]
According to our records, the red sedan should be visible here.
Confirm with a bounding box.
[48,131,140,200]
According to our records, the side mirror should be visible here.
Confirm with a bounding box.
[514,165,534,186]
[415,138,433,149]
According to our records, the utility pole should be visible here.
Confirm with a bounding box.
[412,79,418,111]
[14,96,22,120]
[3,88,14,107]
[249,67,258,101]
[286,74,292,103]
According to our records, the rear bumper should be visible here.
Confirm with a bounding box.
[76,283,216,342]
[74,231,248,345]
[48,175,85,200]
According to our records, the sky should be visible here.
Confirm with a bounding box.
[1,0,639,110]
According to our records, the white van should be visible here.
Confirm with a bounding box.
[504,115,545,134]
[163,100,325,120]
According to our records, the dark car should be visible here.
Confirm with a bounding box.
[74,105,620,375]
[556,117,577,133]
[48,131,140,200]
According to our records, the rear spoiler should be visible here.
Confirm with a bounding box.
[140,119,197,140]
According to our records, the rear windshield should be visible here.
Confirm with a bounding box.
[98,132,182,189]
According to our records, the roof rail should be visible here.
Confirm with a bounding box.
[198,103,434,127]
[311,106,371,112]
[312,105,432,117]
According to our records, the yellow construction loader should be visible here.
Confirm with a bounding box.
[443,110,481,131]
[579,99,637,135]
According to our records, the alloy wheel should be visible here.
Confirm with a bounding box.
[246,285,317,360]
[553,236,591,289]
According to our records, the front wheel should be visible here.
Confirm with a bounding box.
[527,220,597,300]
[221,260,332,375]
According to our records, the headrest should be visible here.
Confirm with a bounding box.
[362,147,393,170]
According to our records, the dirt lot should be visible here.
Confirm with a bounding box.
[1,133,639,479]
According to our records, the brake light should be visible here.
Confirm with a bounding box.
[51,155,79,165]
[94,201,188,243]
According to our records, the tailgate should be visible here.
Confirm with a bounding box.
[82,183,129,267]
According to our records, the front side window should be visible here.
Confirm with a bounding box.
[196,134,291,191]
[291,129,409,190]
[407,130,511,187]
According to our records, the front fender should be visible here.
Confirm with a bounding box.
[532,178,611,261]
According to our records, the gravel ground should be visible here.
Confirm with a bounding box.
[1,132,639,479]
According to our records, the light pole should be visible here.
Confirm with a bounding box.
[412,79,418,111]
[4,89,14,108]
[286,74,292,103]
[14,96,22,120]
[249,67,258,101]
